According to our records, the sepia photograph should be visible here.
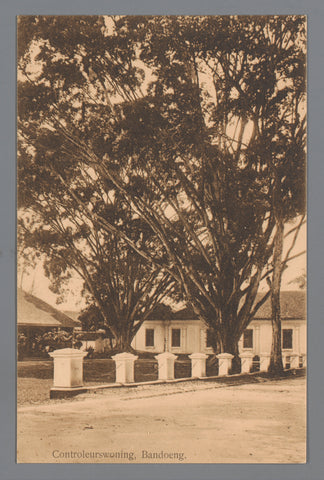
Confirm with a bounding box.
[17,14,307,464]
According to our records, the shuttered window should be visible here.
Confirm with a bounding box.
[145,328,154,347]
[282,329,293,349]
[206,329,213,347]
[171,328,181,347]
[243,329,253,348]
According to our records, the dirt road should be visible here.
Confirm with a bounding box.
[17,376,306,464]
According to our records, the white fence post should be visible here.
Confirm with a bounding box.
[155,352,178,380]
[112,352,138,384]
[189,352,208,378]
[259,353,271,372]
[239,352,254,374]
[289,353,300,369]
[49,348,88,388]
[216,353,234,376]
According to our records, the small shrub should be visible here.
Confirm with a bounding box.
[73,340,83,350]
[18,333,28,360]
[85,346,95,359]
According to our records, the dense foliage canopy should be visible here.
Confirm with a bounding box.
[18,15,306,356]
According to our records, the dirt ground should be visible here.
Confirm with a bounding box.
[17,375,306,464]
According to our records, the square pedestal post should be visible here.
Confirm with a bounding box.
[259,353,271,372]
[112,352,138,383]
[189,352,208,378]
[155,352,178,380]
[282,353,290,369]
[216,353,234,376]
[239,352,254,374]
[289,353,300,369]
[49,348,88,388]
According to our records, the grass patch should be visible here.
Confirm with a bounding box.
[17,358,192,403]
[18,359,158,404]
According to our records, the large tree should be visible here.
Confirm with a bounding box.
[18,159,175,351]
[18,15,306,364]
[266,68,306,373]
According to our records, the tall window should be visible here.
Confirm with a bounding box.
[145,328,154,347]
[206,329,213,348]
[243,329,253,349]
[282,329,293,349]
[171,328,181,347]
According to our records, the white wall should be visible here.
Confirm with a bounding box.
[80,338,112,353]
[130,318,306,356]
[238,319,306,356]
[131,320,202,354]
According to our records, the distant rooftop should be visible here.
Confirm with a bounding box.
[58,291,306,324]
[147,291,306,321]
[17,288,81,328]
[252,291,306,319]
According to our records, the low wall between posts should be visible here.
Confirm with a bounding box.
[49,349,306,399]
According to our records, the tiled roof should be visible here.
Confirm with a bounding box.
[39,290,306,326]
[253,291,306,319]
[63,310,81,322]
[147,291,306,321]
[145,303,175,320]
[17,288,81,328]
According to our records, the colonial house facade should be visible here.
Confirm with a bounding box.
[18,288,306,365]
[131,291,306,362]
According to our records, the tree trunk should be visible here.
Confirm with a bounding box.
[268,219,285,375]
[114,327,135,353]
[207,320,241,373]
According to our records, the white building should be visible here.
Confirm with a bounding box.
[131,291,306,363]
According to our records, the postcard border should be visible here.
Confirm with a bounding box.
[1,1,323,479]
